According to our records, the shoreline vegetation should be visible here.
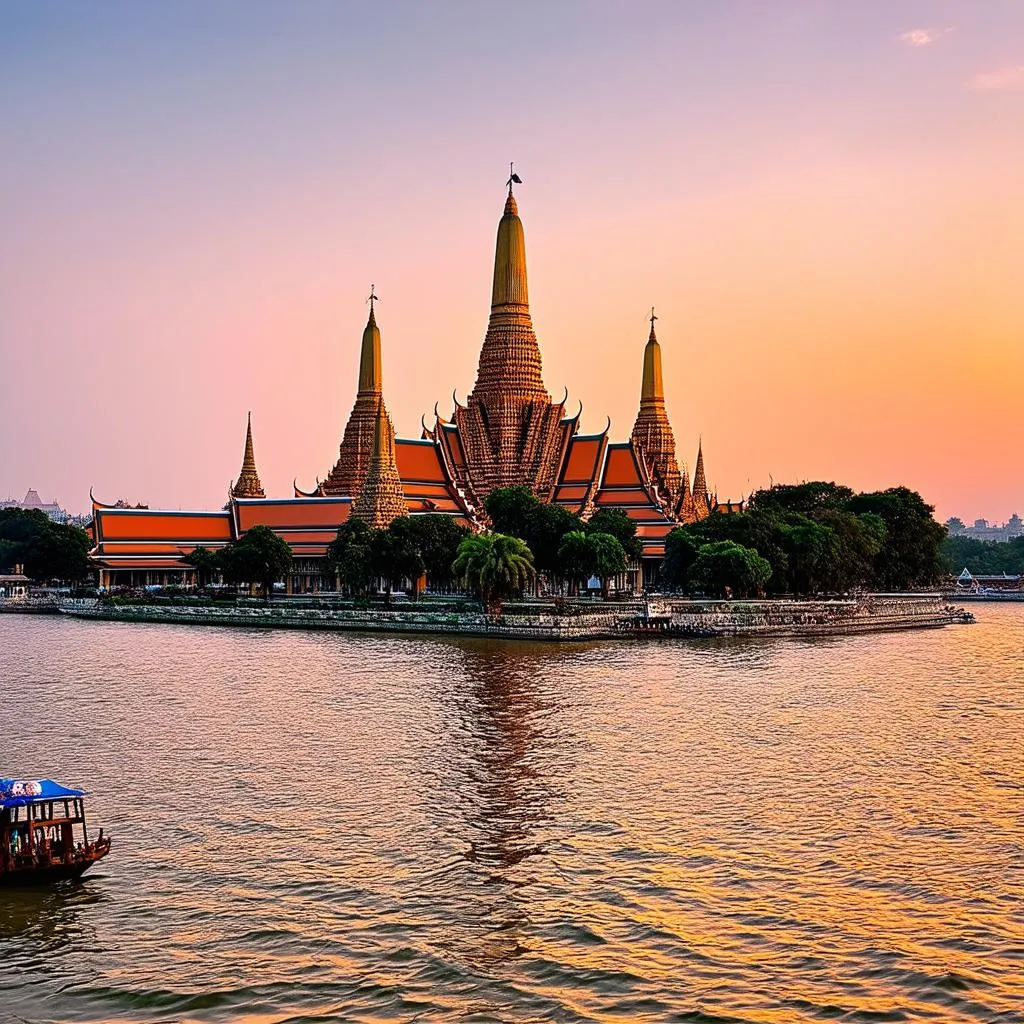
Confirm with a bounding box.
[51,594,973,642]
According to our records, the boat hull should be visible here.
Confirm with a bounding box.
[0,848,109,887]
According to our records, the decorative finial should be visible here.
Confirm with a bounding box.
[367,284,379,311]
[506,161,523,194]
[649,306,658,341]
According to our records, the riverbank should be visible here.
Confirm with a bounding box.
[57,594,972,641]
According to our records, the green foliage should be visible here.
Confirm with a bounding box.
[484,487,540,539]
[483,486,581,577]
[556,531,593,593]
[528,503,582,575]
[661,480,940,594]
[588,532,628,596]
[370,517,425,597]
[690,540,772,598]
[846,487,946,589]
[585,508,643,562]
[220,525,292,595]
[405,515,469,588]
[0,508,92,583]
[452,532,536,613]
[942,535,1024,576]
[327,519,374,595]
[183,546,221,588]
[662,527,701,590]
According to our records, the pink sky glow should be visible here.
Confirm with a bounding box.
[1,1,1021,522]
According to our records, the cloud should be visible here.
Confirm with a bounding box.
[900,27,952,47]
[969,65,1024,91]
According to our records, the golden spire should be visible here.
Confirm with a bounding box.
[231,412,266,499]
[631,308,681,503]
[357,286,382,394]
[469,177,547,401]
[692,440,710,519]
[640,308,665,404]
[322,296,393,497]
[351,397,407,529]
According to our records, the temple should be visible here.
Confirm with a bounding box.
[89,181,739,591]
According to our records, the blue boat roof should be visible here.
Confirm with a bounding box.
[0,778,86,808]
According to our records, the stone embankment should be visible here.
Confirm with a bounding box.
[58,594,972,641]
[633,595,973,638]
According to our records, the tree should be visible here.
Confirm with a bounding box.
[690,541,771,598]
[588,532,627,597]
[585,508,643,562]
[184,546,221,588]
[220,525,292,596]
[846,487,946,589]
[749,481,855,517]
[406,515,468,590]
[484,487,541,539]
[452,532,536,614]
[662,526,701,591]
[557,530,594,595]
[526,502,582,578]
[369,518,424,598]
[0,508,91,583]
[327,518,373,595]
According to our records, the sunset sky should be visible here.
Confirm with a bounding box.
[1,0,1021,521]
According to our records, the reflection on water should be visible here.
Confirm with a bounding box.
[0,609,1021,1023]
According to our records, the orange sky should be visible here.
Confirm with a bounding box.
[1,1,1021,521]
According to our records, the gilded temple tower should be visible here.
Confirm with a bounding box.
[630,311,682,505]
[323,297,390,496]
[350,397,408,528]
[692,440,710,519]
[451,184,569,501]
[231,412,266,499]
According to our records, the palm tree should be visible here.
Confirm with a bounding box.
[452,532,536,614]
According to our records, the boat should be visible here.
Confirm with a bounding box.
[1,778,111,886]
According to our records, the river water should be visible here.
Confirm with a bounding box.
[0,608,1021,1024]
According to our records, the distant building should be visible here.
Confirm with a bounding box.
[948,514,1023,543]
[1,488,70,524]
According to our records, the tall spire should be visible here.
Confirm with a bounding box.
[351,397,407,529]
[323,299,393,497]
[358,287,382,394]
[631,309,681,504]
[231,412,265,499]
[692,440,710,519]
[470,182,547,400]
[450,176,569,502]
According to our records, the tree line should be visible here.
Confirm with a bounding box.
[0,509,91,583]
[661,482,947,596]
[941,535,1024,577]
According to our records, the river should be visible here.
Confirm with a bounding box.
[1,607,1021,1023]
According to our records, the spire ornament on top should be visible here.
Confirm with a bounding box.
[231,412,266,499]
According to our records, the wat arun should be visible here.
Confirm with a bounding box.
[89,179,727,589]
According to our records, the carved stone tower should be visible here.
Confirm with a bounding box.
[350,397,408,529]
[692,441,710,519]
[630,313,682,504]
[450,186,568,502]
[323,300,390,496]
[231,412,266,499]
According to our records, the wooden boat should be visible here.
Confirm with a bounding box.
[1,778,111,886]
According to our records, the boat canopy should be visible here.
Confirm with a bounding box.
[0,779,86,809]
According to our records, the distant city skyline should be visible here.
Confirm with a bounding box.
[1,1,1021,521]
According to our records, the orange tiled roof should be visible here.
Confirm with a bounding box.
[95,509,233,544]
[395,439,448,484]
[235,498,352,533]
